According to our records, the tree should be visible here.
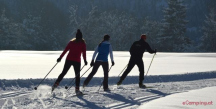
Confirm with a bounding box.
[69,5,139,50]
[22,14,43,50]
[201,9,216,52]
[0,9,11,49]
[159,0,190,52]
[0,9,25,50]
[140,18,162,49]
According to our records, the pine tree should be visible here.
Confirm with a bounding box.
[201,9,216,52]
[22,14,43,49]
[160,0,190,52]
[69,5,139,50]
[0,9,26,50]
[0,9,10,49]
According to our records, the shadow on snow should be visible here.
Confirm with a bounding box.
[0,71,216,89]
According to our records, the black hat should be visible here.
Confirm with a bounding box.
[104,34,110,41]
[76,29,82,39]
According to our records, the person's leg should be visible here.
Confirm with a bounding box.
[136,59,145,82]
[72,61,81,90]
[101,62,109,90]
[56,60,72,83]
[83,61,101,86]
[136,59,146,88]
[120,58,136,81]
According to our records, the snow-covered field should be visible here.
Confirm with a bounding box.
[0,51,216,109]
[1,51,216,79]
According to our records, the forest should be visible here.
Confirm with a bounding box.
[0,0,215,52]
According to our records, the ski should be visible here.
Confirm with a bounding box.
[143,86,156,89]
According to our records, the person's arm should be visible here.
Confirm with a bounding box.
[129,42,136,55]
[109,44,114,62]
[92,46,99,61]
[82,42,87,60]
[90,46,99,66]
[145,42,156,54]
[59,42,70,58]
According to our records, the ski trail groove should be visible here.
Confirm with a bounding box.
[1,99,8,109]
[0,91,31,99]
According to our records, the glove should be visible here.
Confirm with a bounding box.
[112,61,115,66]
[84,60,88,65]
[154,49,157,54]
[57,57,62,62]
[90,60,94,67]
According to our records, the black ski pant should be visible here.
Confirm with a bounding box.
[120,57,145,82]
[56,60,81,88]
[84,61,109,89]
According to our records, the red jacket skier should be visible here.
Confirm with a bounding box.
[52,29,87,95]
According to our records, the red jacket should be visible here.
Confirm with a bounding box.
[60,40,86,62]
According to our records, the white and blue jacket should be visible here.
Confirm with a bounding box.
[92,41,114,62]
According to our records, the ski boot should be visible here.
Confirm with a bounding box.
[75,87,83,96]
[139,82,146,88]
[117,79,123,85]
[104,88,111,92]
[83,83,86,88]
[52,82,59,92]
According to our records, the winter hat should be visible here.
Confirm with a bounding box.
[76,29,82,39]
[104,34,110,41]
[141,34,147,40]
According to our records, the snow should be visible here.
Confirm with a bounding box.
[0,51,216,108]
[138,86,216,109]
[1,51,216,79]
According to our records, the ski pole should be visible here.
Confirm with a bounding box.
[67,66,92,91]
[145,53,156,77]
[65,65,85,89]
[97,65,113,92]
[34,62,58,90]
[118,64,128,77]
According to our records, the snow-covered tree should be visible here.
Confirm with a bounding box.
[159,0,190,52]
[201,9,216,52]
[69,5,139,50]
[140,18,162,49]
[0,9,25,50]
[0,9,10,49]
[95,10,139,50]
[22,14,43,50]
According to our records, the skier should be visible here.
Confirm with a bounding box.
[83,34,114,91]
[52,29,87,95]
[116,34,156,88]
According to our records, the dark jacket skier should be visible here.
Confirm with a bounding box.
[117,34,156,88]
[52,29,87,95]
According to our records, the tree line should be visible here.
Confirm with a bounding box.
[0,0,215,52]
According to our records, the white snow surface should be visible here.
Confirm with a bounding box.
[0,51,216,109]
[0,51,216,79]
[0,78,216,109]
[138,86,216,109]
